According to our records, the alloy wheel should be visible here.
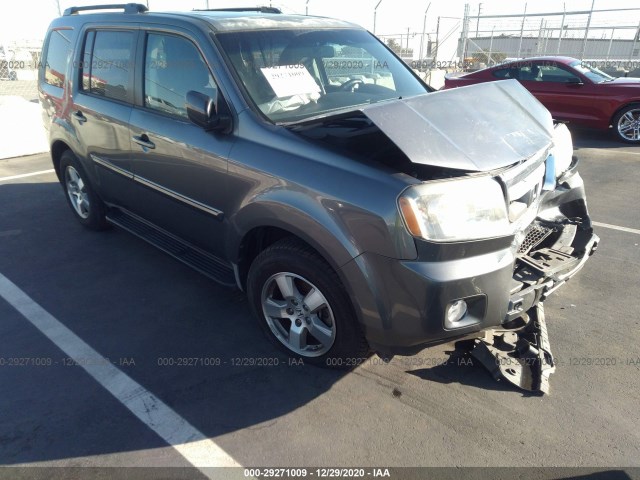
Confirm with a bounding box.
[260,272,336,357]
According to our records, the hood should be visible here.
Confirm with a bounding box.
[360,79,554,172]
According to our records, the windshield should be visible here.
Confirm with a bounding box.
[570,60,614,83]
[216,28,428,123]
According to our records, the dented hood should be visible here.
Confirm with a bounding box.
[360,80,554,172]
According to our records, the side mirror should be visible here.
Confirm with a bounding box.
[186,90,232,133]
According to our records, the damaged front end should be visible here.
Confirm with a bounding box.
[293,80,598,393]
[476,134,598,394]
[362,81,599,394]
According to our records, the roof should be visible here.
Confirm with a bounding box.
[186,11,360,33]
[54,5,360,33]
[496,56,579,66]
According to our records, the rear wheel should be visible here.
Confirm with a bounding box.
[613,104,640,143]
[247,238,369,368]
[60,150,109,230]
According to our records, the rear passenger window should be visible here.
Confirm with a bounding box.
[82,30,134,102]
[144,33,216,118]
[44,29,72,87]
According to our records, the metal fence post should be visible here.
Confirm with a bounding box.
[631,21,640,62]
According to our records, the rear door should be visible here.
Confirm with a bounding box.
[127,27,234,257]
[72,27,139,208]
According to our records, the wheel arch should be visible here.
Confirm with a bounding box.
[234,221,355,293]
[610,101,640,126]
[50,139,72,181]
[610,101,640,142]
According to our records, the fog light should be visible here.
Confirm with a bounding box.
[446,300,468,324]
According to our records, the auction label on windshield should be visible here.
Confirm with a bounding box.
[260,65,321,98]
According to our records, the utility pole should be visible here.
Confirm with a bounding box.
[406,27,410,59]
[557,3,566,54]
[306,0,310,16]
[517,3,527,58]
[475,3,482,37]
[580,0,595,60]
[461,4,470,62]
[419,2,431,63]
[55,0,62,16]
[434,16,440,62]
[373,0,383,35]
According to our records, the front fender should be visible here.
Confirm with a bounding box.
[226,189,362,271]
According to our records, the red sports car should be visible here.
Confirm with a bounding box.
[444,56,640,143]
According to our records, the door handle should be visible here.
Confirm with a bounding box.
[72,111,87,124]
[132,134,155,150]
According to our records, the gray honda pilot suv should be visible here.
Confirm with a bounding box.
[39,4,598,388]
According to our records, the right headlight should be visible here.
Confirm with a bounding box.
[551,122,573,178]
[398,176,511,242]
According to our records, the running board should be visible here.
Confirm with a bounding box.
[106,209,236,287]
[471,303,556,395]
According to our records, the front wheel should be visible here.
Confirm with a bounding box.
[247,238,369,368]
[60,150,109,230]
[613,104,640,143]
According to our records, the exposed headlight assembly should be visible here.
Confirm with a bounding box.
[551,122,573,178]
[398,176,510,242]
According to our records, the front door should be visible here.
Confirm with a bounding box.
[128,30,234,258]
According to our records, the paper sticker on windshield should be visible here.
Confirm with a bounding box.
[260,65,321,98]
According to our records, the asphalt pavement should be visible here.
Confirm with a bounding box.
[0,128,638,479]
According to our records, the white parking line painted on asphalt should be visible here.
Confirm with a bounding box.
[0,272,242,475]
[582,148,640,157]
[0,169,55,182]
[593,221,640,236]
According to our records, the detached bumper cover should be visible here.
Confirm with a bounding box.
[471,303,556,394]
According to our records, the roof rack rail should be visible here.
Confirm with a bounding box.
[194,7,282,14]
[63,3,148,16]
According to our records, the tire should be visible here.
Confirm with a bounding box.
[59,150,109,230]
[247,238,369,368]
[612,103,640,143]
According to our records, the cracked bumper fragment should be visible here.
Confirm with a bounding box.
[471,303,556,394]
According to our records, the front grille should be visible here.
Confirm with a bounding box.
[499,149,547,223]
[518,224,553,255]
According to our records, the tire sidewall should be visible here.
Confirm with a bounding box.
[247,243,367,368]
[613,104,640,144]
[59,151,107,230]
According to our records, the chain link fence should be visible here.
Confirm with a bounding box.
[0,0,59,102]
[0,42,42,101]
[458,4,640,76]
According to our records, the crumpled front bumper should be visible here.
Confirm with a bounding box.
[506,219,599,324]
[340,160,598,359]
[506,164,599,323]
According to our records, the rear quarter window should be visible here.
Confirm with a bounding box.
[43,29,72,87]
